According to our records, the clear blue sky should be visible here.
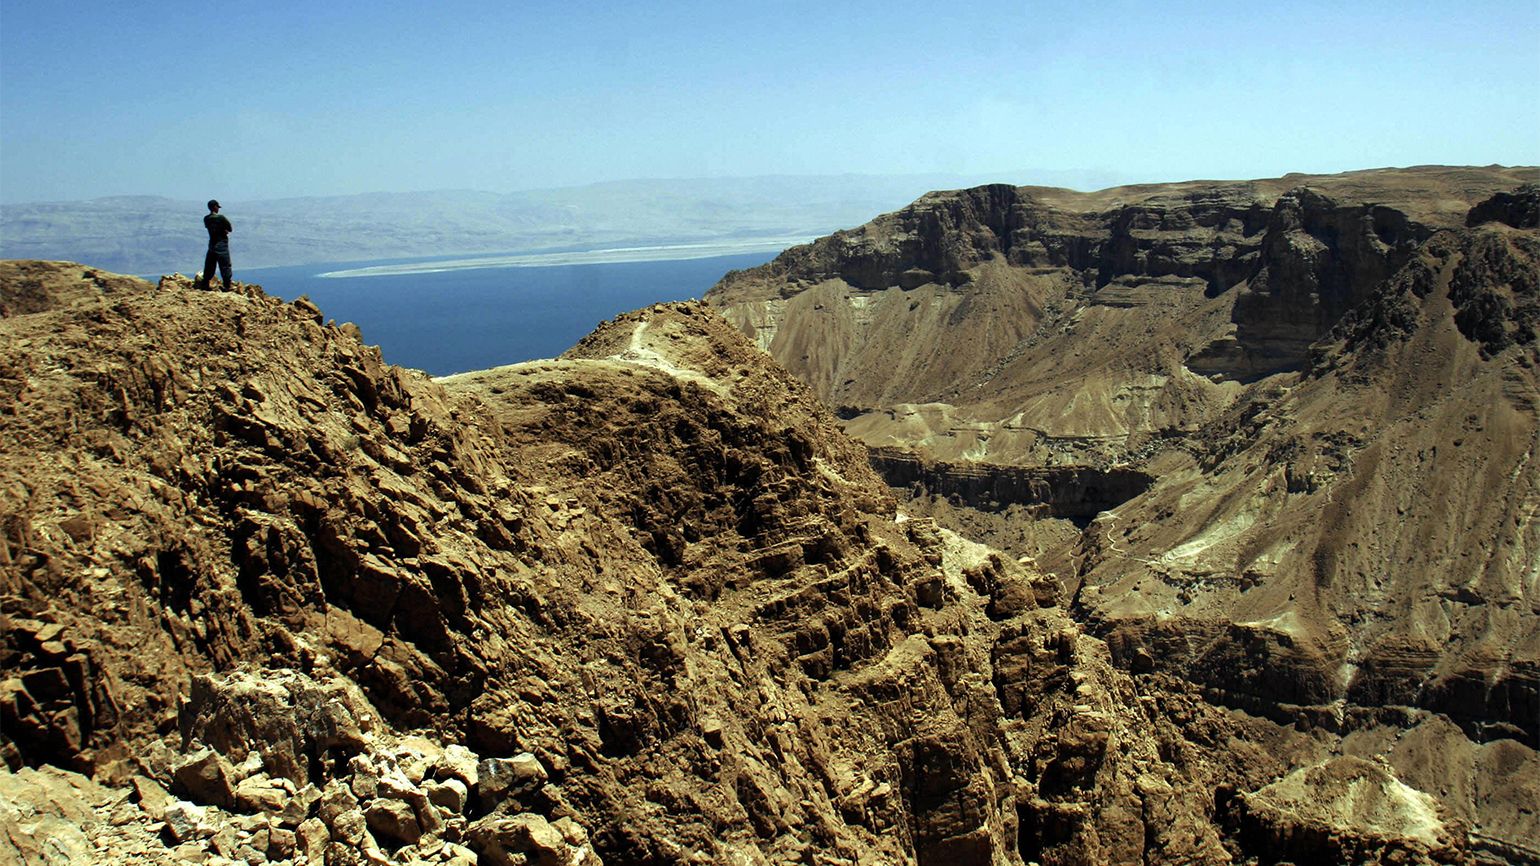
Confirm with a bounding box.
[2,0,1537,203]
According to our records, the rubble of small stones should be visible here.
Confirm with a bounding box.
[3,667,599,866]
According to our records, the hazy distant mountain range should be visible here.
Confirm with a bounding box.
[0,171,1131,275]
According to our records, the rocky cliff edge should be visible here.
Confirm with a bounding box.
[4,262,1498,865]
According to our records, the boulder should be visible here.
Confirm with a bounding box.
[0,766,104,863]
[378,770,442,837]
[234,774,290,813]
[131,774,175,822]
[279,783,322,827]
[468,813,571,866]
[317,780,360,825]
[268,826,297,860]
[331,807,371,847]
[434,744,480,788]
[477,752,547,800]
[392,737,441,786]
[424,778,469,814]
[172,748,237,808]
[348,754,380,800]
[295,816,330,862]
[365,797,422,846]
[163,800,210,843]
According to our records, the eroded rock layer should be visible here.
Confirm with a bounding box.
[706,167,1540,859]
[4,263,1486,866]
[709,166,1536,455]
[867,447,1153,520]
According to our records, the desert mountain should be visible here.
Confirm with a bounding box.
[4,256,1525,865]
[707,166,1540,859]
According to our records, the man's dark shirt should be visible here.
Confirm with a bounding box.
[204,212,233,248]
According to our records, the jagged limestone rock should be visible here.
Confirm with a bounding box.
[2,230,1536,866]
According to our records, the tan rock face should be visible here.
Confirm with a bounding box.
[1083,222,1540,745]
[0,266,1184,863]
[708,167,1536,462]
[705,168,1540,858]
[1,223,1532,866]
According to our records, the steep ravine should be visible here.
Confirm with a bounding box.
[8,262,1494,866]
[706,167,1540,859]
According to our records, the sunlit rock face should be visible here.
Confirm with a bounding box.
[2,165,1537,865]
[0,264,1282,865]
[708,166,1540,860]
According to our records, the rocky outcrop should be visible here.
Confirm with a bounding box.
[1,763,140,865]
[1,665,600,866]
[1,263,1364,866]
[0,617,120,774]
[718,184,1025,293]
[704,167,1540,858]
[6,250,1537,864]
[164,669,599,866]
[1444,228,1540,359]
[1224,757,1471,866]
[709,168,1534,409]
[1188,188,1430,380]
[1466,183,1540,229]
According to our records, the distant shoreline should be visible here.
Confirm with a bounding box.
[317,236,812,278]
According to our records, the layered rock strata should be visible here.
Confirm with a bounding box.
[6,261,1509,863]
[868,447,1153,520]
[706,167,1540,857]
[5,262,1479,866]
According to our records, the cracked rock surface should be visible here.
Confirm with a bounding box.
[1,239,1531,866]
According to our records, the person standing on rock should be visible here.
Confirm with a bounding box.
[197,199,234,290]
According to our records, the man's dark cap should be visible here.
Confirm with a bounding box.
[208,199,220,210]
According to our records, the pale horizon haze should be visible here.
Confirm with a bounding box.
[2,0,1538,205]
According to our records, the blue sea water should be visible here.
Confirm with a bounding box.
[242,251,776,376]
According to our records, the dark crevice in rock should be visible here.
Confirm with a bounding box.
[868,446,1153,520]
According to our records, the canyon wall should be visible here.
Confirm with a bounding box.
[706,169,1540,859]
[5,264,1480,866]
